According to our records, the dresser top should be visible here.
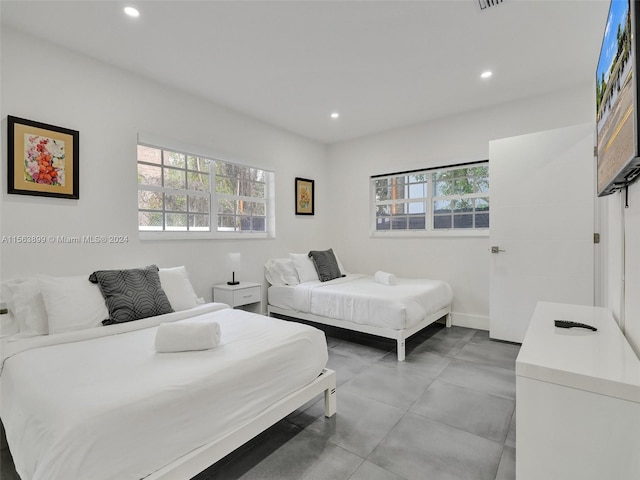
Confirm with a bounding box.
[213,282,261,291]
[516,301,640,403]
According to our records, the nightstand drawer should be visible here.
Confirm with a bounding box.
[232,286,261,307]
[213,282,262,313]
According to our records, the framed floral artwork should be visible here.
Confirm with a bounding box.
[7,116,79,199]
[295,177,314,215]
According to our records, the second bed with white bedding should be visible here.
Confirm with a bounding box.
[269,274,452,330]
[268,274,453,360]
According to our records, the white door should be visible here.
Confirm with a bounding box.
[489,124,595,342]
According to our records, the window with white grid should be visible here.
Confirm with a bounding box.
[372,162,489,236]
[137,142,274,238]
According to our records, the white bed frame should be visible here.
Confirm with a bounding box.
[267,305,451,361]
[147,368,336,479]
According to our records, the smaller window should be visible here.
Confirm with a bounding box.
[371,162,489,236]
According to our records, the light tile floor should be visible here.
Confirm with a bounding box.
[195,322,519,480]
[0,323,520,480]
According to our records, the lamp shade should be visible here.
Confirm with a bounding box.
[227,252,241,285]
[227,252,241,271]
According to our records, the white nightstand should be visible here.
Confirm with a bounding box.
[212,282,262,314]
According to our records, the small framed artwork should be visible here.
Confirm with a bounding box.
[295,177,314,215]
[7,115,79,199]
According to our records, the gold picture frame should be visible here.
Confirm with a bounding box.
[8,116,79,199]
[295,177,314,215]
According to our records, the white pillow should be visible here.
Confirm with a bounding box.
[38,274,109,334]
[2,277,48,337]
[0,311,19,338]
[0,280,16,319]
[333,251,348,275]
[264,258,300,286]
[159,266,203,311]
[289,253,319,283]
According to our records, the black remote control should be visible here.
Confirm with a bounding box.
[554,320,597,332]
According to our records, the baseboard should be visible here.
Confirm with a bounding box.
[447,312,489,331]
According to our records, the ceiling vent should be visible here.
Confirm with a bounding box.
[478,0,504,11]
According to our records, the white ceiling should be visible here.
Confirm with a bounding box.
[1,0,610,144]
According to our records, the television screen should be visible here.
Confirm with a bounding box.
[596,0,640,196]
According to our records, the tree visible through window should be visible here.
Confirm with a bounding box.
[432,166,489,229]
[215,162,267,232]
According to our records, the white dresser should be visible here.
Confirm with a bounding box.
[212,282,262,314]
[516,301,640,480]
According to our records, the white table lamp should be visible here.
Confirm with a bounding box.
[227,252,241,285]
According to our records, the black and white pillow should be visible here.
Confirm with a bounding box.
[89,265,174,325]
[308,249,344,282]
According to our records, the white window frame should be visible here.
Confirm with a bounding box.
[137,134,275,240]
[370,161,489,238]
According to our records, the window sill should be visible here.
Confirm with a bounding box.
[139,231,274,241]
[370,229,489,239]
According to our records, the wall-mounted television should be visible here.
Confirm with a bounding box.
[596,0,640,196]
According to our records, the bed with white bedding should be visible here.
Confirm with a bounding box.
[266,256,453,361]
[1,301,335,480]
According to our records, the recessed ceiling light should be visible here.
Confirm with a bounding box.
[481,71,493,79]
[124,6,140,18]
[330,112,340,119]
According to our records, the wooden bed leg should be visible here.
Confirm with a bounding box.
[397,339,406,362]
[445,313,452,328]
[324,385,336,417]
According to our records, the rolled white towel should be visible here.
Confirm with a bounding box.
[374,271,397,285]
[155,321,221,353]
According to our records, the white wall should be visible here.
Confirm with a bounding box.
[623,184,640,354]
[326,85,595,329]
[599,183,640,356]
[0,28,330,304]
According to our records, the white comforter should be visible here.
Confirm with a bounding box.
[0,303,328,480]
[292,274,453,330]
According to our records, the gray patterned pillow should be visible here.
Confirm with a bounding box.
[308,249,345,282]
[89,265,174,325]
